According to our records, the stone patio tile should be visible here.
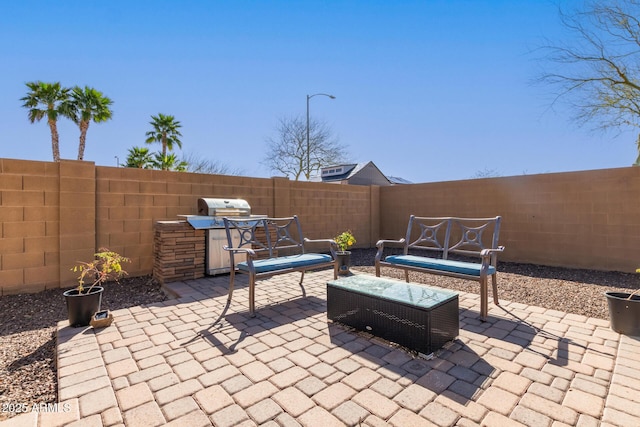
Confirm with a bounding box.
[127,363,173,385]
[193,385,234,414]
[163,410,211,427]
[493,371,532,395]
[312,382,357,411]
[198,364,241,387]
[239,360,275,383]
[161,396,200,421]
[331,400,370,426]
[64,414,103,427]
[246,399,283,424]
[298,406,344,427]
[370,377,403,399]
[148,372,180,392]
[209,404,250,427]
[352,389,400,420]
[172,359,207,381]
[393,383,437,412]
[511,404,553,427]
[342,367,381,391]
[519,392,579,425]
[435,390,488,423]
[269,366,309,389]
[58,375,112,401]
[106,357,139,377]
[286,349,320,368]
[58,366,108,388]
[154,378,204,406]
[116,382,154,412]
[122,401,166,427]
[273,387,315,417]
[481,412,527,427]
[78,385,118,417]
[233,381,279,408]
[37,398,79,427]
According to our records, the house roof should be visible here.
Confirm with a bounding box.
[312,161,412,185]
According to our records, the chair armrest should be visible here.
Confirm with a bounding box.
[480,246,505,258]
[375,238,405,263]
[303,238,338,256]
[376,238,405,250]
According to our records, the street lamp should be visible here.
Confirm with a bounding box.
[306,93,336,179]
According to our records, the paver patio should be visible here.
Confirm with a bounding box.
[2,269,639,427]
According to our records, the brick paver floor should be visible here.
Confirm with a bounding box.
[3,270,639,426]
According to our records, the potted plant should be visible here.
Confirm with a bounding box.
[605,268,640,336]
[334,230,356,275]
[64,248,129,327]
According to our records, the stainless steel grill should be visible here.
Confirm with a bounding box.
[182,198,265,275]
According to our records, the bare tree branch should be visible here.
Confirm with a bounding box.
[263,116,350,180]
[537,0,640,137]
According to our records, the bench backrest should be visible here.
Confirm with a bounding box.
[404,215,502,260]
[223,215,306,258]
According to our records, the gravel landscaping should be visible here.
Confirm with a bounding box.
[1,249,638,420]
[0,275,167,421]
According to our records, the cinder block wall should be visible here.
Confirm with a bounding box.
[2,158,639,295]
[0,159,374,294]
[379,167,640,272]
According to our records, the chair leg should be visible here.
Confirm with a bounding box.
[375,262,380,277]
[404,269,409,283]
[227,270,236,303]
[299,270,305,285]
[491,274,500,305]
[479,277,488,320]
[249,275,256,317]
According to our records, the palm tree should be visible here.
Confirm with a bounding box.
[152,152,188,171]
[124,147,153,168]
[145,114,182,169]
[68,86,113,160]
[20,81,71,162]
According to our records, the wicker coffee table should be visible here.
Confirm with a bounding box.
[327,275,459,354]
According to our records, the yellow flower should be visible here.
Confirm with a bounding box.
[335,231,356,252]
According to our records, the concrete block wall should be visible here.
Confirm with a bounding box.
[2,157,639,295]
[379,166,640,272]
[0,159,60,294]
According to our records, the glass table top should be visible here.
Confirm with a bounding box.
[328,275,458,309]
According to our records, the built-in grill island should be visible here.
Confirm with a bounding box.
[182,198,266,275]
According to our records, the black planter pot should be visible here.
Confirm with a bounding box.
[605,291,640,336]
[336,251,351,275]
[63,286,104,327]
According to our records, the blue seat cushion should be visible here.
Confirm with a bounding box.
[238,253,333,274]
[384,255,496,276]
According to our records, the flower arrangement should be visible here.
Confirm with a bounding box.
[335,230,356,253]
[71,248,130,293]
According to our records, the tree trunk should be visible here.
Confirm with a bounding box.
[78,121,90,161]
[48,118,60,162]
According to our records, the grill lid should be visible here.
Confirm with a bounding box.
[197,198,251,216]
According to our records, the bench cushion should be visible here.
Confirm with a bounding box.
[238,253,333,274]
[384,255,496,276]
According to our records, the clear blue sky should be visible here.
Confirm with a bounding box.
[1,0,637,183]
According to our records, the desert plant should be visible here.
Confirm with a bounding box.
[335,230,356,252]
[71,248,130,293]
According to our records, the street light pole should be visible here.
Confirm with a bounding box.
[306,93,335,179]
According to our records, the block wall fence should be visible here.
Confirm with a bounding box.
[1,158,638,294]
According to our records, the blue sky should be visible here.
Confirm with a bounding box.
[1,0,637,183]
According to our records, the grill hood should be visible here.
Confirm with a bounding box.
[197,198,251,217]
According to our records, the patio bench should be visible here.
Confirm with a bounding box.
[223,215,338,316]
[375,215,504,319]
